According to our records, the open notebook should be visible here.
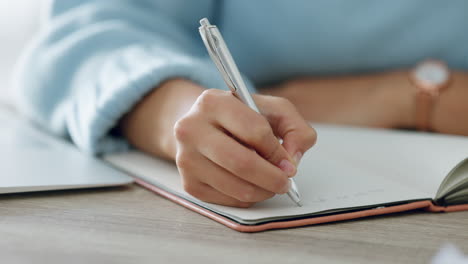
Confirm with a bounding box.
[104,125,468,232]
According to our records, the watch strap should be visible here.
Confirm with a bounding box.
[410,60,451,132]
[414,91,433,131]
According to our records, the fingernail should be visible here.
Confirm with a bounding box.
[280,180,291,194]
[294,152,303,165]
[279,159,296,177]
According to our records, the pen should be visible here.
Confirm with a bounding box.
[198,18,302,207]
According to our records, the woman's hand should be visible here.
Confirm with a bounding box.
[174,89,315,207]
[120,79,316,208]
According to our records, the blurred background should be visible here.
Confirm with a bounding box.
[0,0,43,104]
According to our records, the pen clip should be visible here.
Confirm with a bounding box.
[199,19,238,92]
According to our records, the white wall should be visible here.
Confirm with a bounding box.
[0,0,43,104]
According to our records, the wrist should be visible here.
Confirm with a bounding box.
[119,79,204,160]
[374,71,415,129]
[430,71,467,135]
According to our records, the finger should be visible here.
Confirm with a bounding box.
[211,92,297,176]
[196,126,291,194]
[256,96,317,165]
[183,150,276,202]
[180,178,254,208]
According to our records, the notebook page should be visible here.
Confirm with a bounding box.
[217,125,468,223]
[104,125,468,224]
[312,125,468,198]
[437,160,468,200]
[104,141,425,225]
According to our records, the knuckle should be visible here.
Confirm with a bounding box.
[173,118,192,142]
[202,88,223,96]
[196,89,224,112]
[274,96,293,108]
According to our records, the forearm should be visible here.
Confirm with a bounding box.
[261,70,468,136]
[119,79,204,160]
[260,71,414,129]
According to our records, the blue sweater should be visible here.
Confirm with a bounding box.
[12,0,468,154]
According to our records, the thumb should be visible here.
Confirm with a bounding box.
[281,128,316,166]
[260,138,297,178]
[258,97,317,166]
[244,121,297,178]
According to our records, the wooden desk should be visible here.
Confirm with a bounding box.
[1,184,467,263]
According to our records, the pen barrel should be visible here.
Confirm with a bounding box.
[212,28,260,112]
[199,23,260,113]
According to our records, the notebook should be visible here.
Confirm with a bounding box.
[103,124,468,232]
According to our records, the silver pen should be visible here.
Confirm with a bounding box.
[198,18,302,207]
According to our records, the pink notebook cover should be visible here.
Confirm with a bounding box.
[134,178,468,233]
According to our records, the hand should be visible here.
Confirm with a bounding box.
[260,71,415,129]
[120,79,316,208]
[174,89,316,207]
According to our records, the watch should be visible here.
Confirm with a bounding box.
[409,60,451,131]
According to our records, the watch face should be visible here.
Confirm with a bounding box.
[414,61,449,91]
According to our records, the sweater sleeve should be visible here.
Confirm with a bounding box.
[12,0,255,154]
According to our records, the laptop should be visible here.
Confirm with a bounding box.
[0,106,133,194]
